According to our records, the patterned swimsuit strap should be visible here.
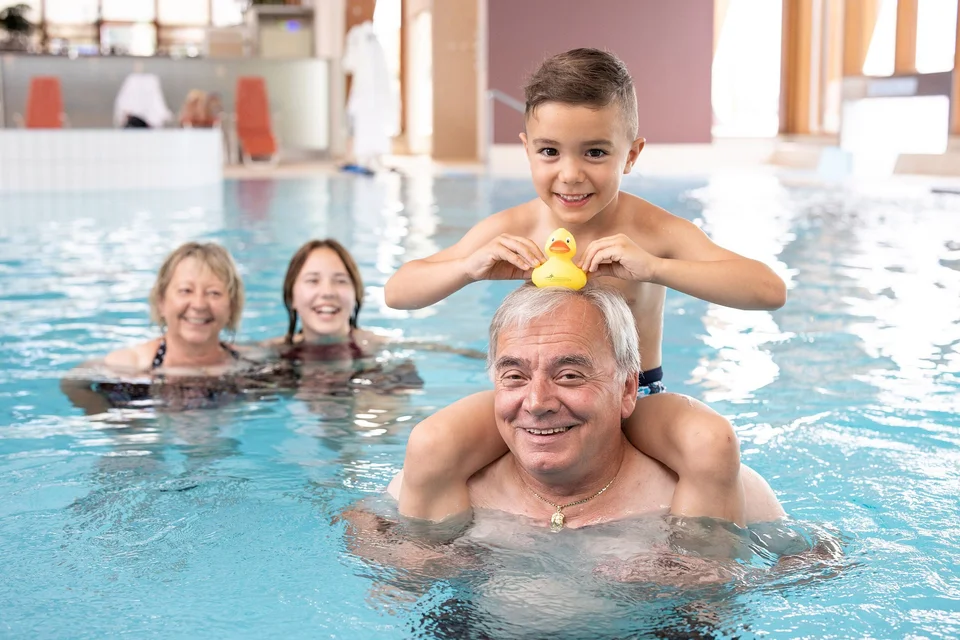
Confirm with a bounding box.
[151,338,167,369]
[151,337,239,370]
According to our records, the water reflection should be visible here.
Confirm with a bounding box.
[235,179,276,221]
[768,185,960,414]
[344,496,849,640]
[682,175,798,402]
[2,172,959,637]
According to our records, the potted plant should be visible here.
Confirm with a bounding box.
[0,4,35,52]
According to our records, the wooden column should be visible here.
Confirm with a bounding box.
[818,0,845,133]
[781,0,814,134]
[894,0,919,74]
[431,0,479,160]
[952,0,960,135]
[843,0,880,76]
[399,0,407,135]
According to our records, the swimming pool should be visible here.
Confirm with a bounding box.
[1,171,958,638]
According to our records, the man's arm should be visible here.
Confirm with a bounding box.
[383,213,543,310]
[625,393,746,527]
[339,504,465,577]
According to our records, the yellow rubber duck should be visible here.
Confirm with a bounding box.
[531,228,587,290]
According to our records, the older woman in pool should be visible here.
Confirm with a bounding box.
[62,242,248,413]
[105,241,246,373]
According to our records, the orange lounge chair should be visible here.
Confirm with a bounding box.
[235,76,279,167]
[17,76,66,129]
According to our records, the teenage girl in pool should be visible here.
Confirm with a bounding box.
[265,238,484,364]
[261,238,427,395]
[265,239,384,360]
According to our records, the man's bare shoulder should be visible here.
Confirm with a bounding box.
[466,454,524,512]
[740,464,786,523]
[616,446,678,515]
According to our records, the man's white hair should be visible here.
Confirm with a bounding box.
[487,283,641,380]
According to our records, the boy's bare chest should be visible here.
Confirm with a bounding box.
[526,219,659,257]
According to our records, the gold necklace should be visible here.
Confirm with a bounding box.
[526,473,618,532]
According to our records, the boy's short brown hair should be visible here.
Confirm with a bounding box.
[524,48,638,139]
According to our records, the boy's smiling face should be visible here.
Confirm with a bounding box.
[521,102,644,226]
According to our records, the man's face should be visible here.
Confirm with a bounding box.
[492,299,638,477]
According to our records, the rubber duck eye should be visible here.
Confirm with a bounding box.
[550,237,555,243]
[565,238,571,244]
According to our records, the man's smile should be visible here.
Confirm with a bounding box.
[518,424,577,436]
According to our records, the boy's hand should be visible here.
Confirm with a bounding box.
[577,234,662,282]
[464,234,545,281]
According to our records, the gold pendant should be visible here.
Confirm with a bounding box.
[550,510,565,532]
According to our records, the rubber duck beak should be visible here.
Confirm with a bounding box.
[549,240,570,254]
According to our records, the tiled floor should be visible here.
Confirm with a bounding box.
[221,137,960,182]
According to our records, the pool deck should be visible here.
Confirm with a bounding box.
[223,137,960,192]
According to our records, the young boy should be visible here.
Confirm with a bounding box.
[383,48,787,524]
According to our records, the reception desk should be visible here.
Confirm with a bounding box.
[0,128,222,192]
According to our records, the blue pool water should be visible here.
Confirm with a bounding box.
[1,172,958,638]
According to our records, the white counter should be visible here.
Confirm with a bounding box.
[0,129,223,192]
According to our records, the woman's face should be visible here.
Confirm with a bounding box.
[158,257,232,347]
[292,248,357,341]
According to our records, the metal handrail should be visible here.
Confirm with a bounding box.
[488,89,524,113]
[485,89,525,165]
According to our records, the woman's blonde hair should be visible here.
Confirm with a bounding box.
[149,242,245,332]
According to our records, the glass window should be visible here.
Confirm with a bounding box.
[45,23,98,45]
[0,0,40,22]
[45,0,98,24]
[101,0,155,22]
[916,0,958,73]
[862,0,897,76]
[213,0,245,27]
[159,0,211,26]
[101,23,156,56]
[159,26,207,57]
[711,0,783,137]
[373,0,401,136]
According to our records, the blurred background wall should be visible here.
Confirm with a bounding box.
[486,0,714,145]
[0,0,958,174]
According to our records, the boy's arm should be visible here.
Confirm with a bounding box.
[384,214,544,310]
[579,215,787,310]
[398,390,508,521]
[626,393,746,527]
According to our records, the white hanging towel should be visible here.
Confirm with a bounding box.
[343,21,397,161]
[113,73,173,128]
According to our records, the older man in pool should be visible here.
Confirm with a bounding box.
[386,283,784,530]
